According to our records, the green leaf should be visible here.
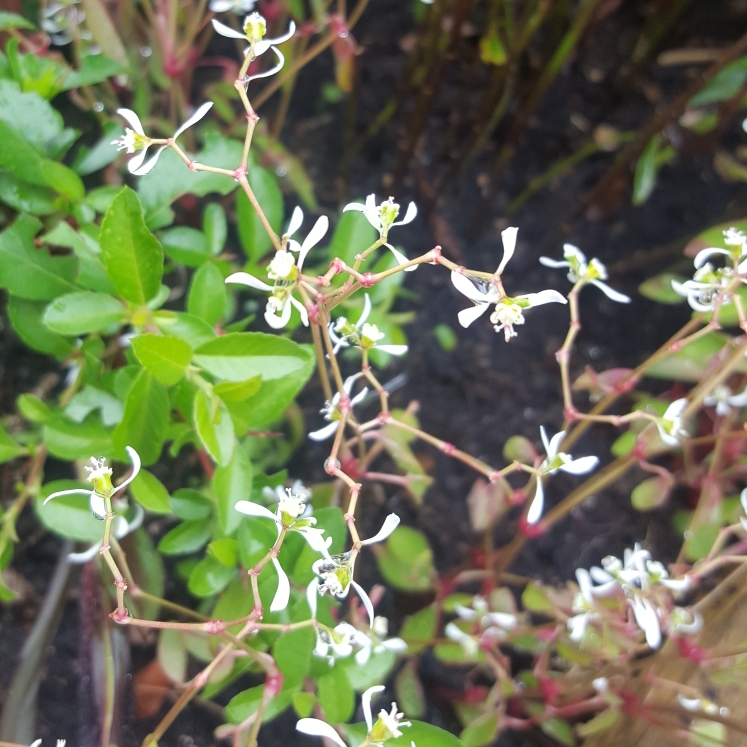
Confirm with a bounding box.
[340,648,397,692]
[157,628,187,684]
[319,665,355,723]
[35,481,103,542]
[400,605,436,655]
[188,554,235,597]
[171,488,213,520]
[130,469,172,514]
[61,54,128,91]
[17,393,50,423]
[236,165,283,262]
[0,214,79,301]
[160,226,211,267]
[0,119,48,184]
[113,369,170,466]
[72,121,122,175]
[208,538,239,567]
[188,262,228,325]
[214,376,262,402]
[100,186,164,304]
[137,133,243,221]
[631,475,672,511]
[375,526,435,592]
[213,443,253,534]
[153,311,216,348]
[0,424,26,463]
[638,273,687,305]
[225,684,296,725]
[576,708,619,737]
[131,333,193,386]
[64,386,123,426]
[273,627,315,687]
[43,291,127,335]
[41,160,85,200]
[194,390,235,466]
[43,412,113,460]
[204,202,227,256]
[237,516,277,569]
[79,0,128,66]
[632,134,675,206]
[690,55,747,107]
[0,12,34,30]
[194,332,310,382]
[460,713,499,747]
[395,660,426,719]
[479,27,507,65]
[158,520,212,555]
[521,583,554,613]
[540,717,574,746]
[292,692,317,718]
[326,208,378,267]
[0,172,57,215]
[7,296,74,359]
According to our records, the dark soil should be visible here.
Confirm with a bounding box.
[3,1,747,746]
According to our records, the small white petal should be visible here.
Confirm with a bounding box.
[211,18,247,38]
[484,612,518,629]
[563,244,586,263]
[90,494,107,520]
[521,289,568,307]
[568,614,588,642]
[664,398,688,420]
[361,513,400,545]
[358,294,372,327]
[342,202,367,214]
[351,580,375,628]
[497,227,518,275]
[270,557,290,612]
[112,445,141,494]
[131,145,167,175]
[451,271,491,303]
[454,604,479,621]
[361,686,385,733]
[67,542,103,564]
[384,242,416,271]
[539,425,551,455]
[290,295,309,327]
[576,568,593,602]
[43,488,93,505]
[308,421,340,441]
[296,719,348,747]
[741,487,747,514]
[694,247,730,269]
[350,387,369,407]
[246,46,285,82]
[560,455,599,475]
[392,201,417,226]
[285,206,303,237]
[173,102,213,140]
[590,279,631,304]
[116,108,145,135]
[299,215,329,269]
[375,345,408,356]
[225,271,273,292]
[255,20,296,54]
[547,430,565,459]
[526,479,544,525]
[265,298,292,329]
[235,501,277,521]
[306,579,318,618]
[632,597,661,649]
[457,303,490,328]
[539,257,570,269]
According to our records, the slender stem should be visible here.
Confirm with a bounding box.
[237,174,282,252]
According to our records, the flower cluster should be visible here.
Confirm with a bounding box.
[297,685,414,747]
[330,295,408,357]
[568,544,693,649]
[309,373,369,441]
[445,595,518,657]
[314,616,406,665]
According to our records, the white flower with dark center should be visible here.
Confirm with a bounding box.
[226,215,329,329]
[308,373,368,441]
[343,195,418,270]
[112,103,213,175]
[212,12,295,58]
[329,294,408,356]
[297,686,415,747]
[704,385,747,416]
[310,515,401,627]
[539,244,631,303]
[235,481,331,613]
[655,398,688,446]
[209,0,256,12]
[526,427,599,525]
[44,447,141,520]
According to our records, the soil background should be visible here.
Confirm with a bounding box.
[2,1,747,746]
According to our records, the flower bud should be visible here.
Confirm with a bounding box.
[243,12,267,42]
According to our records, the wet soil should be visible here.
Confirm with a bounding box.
[3,1,747,746]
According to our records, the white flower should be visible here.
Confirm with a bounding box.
[235,481,331,612]
[631,596,662,649]
[311,515,401,627]
[451,269,566,340]
[209,0,256,12]
[670,607,703,636]
[330,295,408,356]
[656,398,688,446]
[308,373,368,441]
[44,446,141,520]
[526,427,599,525]
[296,718,348,747]
[444,622,480,657]
[540,244,631,303]
[343,195,418,270]
[112,103,213,175]
[212,12,295,58]
[671,263,734,312]
[354,616,408,665]
[704,384,747,416]
[43,1,88,46]
[67,502,144,564]
[723,227,746,248]
[454,596,518,637]
[226,215,328,329]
